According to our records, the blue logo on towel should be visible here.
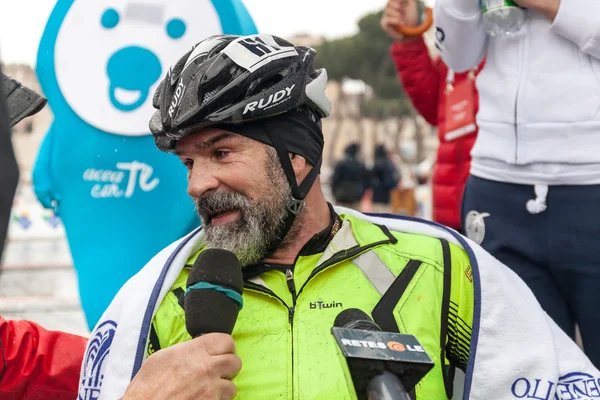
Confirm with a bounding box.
[512,372,600,399]
[78,320,117,400]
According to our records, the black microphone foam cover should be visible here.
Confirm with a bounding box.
[185,248,243,337]
[334,308,380,331]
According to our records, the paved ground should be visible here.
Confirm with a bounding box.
[1,237,90,337]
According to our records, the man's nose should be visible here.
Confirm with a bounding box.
[187,166,220,198]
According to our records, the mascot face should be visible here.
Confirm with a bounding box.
[54,0,222,136]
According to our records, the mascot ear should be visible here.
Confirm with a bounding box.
[2,73,47,127]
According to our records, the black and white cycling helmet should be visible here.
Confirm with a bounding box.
[150,34,332,253]
[150,33,331,151]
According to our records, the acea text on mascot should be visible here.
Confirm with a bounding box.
[33,0,257,330]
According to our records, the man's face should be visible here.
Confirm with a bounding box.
[176,127,299,266]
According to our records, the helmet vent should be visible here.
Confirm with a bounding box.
[201,85,225,105]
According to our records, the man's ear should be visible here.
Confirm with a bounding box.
[289,153,308,178]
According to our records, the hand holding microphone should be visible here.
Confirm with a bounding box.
[124,249,244,400]
[122,333,241,400]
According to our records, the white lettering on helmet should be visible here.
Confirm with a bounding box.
[243,101,258,114]
[242,84,296,115]
[168,80,186,119]
[273,90,286,103]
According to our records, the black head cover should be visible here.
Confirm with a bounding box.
[185,248,244,337]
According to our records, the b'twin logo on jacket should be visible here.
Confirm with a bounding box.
[242,84,295,115]
[310,299,343,310]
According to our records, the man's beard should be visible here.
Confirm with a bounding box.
[195,149,305,267]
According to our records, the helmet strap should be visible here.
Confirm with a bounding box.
[263,122,322,254]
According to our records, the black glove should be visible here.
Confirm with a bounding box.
[2,73,47,127]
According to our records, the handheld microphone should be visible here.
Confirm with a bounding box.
[184,248,244,337]
[332,308,434,400]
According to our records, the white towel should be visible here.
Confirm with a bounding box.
[78,208,599,400]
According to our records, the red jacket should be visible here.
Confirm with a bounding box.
[0,317,87,400]
[391,38,481,230]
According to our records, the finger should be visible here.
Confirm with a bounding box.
[385,8,403,18]
[381,20,404,38]
[408,0,419,13]
[212,354,243,380]
[398,1,410,15]
[218,380,237,400]
[381,16,395,28]
[384,10,404,24]
[197,333,236,356]
[387,1,403,12]
[388,14,407,28]
[382,20,405,37]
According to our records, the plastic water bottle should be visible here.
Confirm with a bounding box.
[481,0,525,36]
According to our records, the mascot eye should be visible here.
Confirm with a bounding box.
[101,8,120,29]
[166,18,186,39]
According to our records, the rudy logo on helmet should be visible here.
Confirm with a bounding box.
[168,80,187,119]
[243,84,296,115]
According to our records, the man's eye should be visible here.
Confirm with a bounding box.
[182,160,193,170]
[214,150,230,159]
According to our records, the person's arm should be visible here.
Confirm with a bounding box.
[381,0,442,126]
[390,38,442,126]
[434,0,488,72]
[516,0,600,60]
[386,161,400,191]
[331,163,343,191]
[0,317,87,400]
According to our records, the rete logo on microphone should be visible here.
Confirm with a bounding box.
[339,338,426,353]
[332,327,434,367]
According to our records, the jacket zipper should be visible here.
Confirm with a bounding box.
[244,276,297,400]
[285,268,297,400]
[286,268,297,322]
[243,237,391,399]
